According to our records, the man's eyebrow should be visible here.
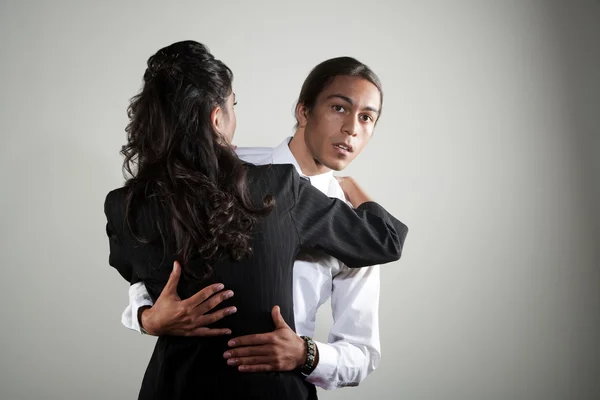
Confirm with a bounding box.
[326,94,379,114]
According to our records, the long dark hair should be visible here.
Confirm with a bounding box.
[122,40,272,278]
[295,57,383,126]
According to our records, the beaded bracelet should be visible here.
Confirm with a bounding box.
[299,336,317,375]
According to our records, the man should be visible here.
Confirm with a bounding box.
[121,56,399,390]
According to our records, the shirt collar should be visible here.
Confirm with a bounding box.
[272,137,302,174]
[272,137,335,180]
[272,137,342,197]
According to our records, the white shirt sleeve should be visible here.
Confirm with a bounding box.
[305,264,381,390]
[121,281,154,333]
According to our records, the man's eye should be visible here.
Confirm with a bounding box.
[360,114,373,122]
[332,105,345,112]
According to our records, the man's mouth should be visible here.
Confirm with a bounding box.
[333,143,353,153]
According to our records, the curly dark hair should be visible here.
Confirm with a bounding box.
[121,40,272,278]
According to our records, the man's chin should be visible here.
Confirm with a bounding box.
[323,159,349,172]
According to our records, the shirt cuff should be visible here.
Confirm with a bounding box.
[304,341,339,390]
[121,282,153,334]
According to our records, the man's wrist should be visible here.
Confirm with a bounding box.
[298,336,319,375]
[296,335,308,368]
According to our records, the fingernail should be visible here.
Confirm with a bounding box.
[225,330,232,335]
[223,352,231,358]
[225,291,234,298]
[216,284,224,291]
[227,358,238,366]
[228,340,236,346]
[228,307,237,314]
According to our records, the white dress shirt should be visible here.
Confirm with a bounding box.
[121,137,381,389]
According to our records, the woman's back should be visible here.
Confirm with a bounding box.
[106,163,312,399]
[105,163,407,399]
[107,163,302,331]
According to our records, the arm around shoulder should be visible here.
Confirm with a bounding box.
[289,170,408,268]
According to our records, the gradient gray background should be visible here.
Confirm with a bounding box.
[1,1,599,399]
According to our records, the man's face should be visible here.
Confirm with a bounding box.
[300,75,381,171]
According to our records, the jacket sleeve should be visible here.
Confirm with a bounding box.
[289,171,408,268]
[104,193,135,283]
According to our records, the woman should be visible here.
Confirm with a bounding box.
[104,40,407,399]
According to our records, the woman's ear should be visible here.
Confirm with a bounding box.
[210,105,224,134]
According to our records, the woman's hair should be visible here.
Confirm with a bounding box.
[122,40,272,279]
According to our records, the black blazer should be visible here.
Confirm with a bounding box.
[104,163,408,400]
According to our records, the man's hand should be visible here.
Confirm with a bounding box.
[223,306,306,372]
[335,176,373,208]
[140,261,236,336]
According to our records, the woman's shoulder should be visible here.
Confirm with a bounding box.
[104,183,159,217]
[244,162,300,184]
[244,163,300,208]
[103,187,131,234]
[104,186,127,215]
[105,186,127,202]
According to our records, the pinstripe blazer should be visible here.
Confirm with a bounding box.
[104,163,408,400]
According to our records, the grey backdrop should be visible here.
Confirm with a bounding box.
[1,1,599,399]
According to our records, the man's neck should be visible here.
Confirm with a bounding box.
[288,129,331,176]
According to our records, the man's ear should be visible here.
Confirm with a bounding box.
[295,103,309,128]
